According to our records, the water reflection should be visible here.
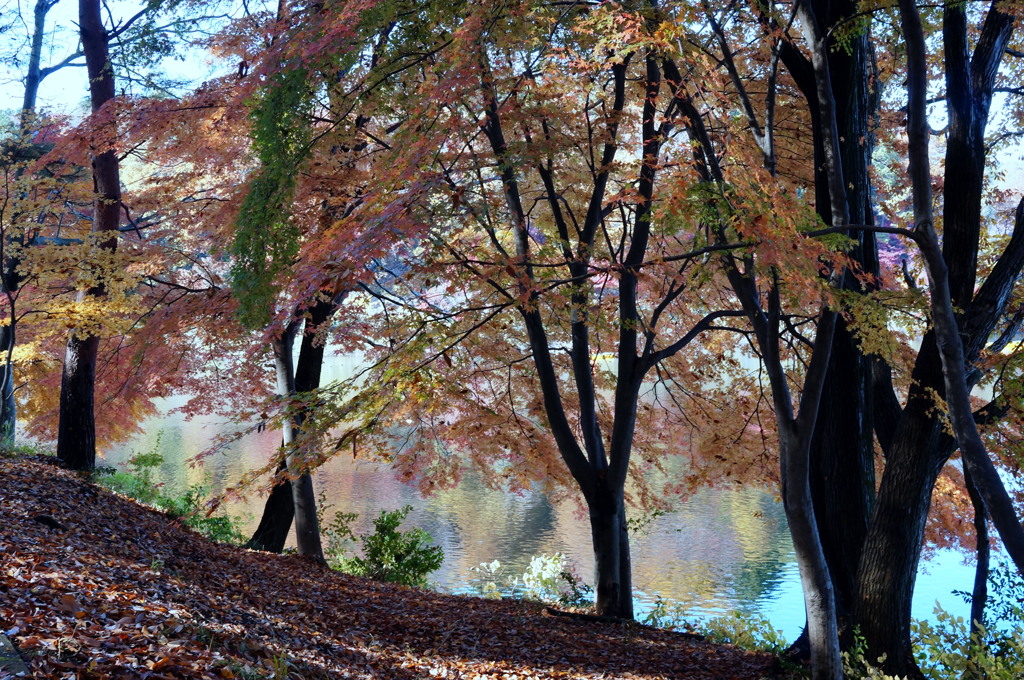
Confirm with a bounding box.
[104,396,971,640]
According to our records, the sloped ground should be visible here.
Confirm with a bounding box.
[0,456,783,679]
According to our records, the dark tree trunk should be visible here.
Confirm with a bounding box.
[57,0,120,471]
[57,334,100,469]
[480,48,643,619]
[20,0,53,119]
[247,298,334,552]
[588,481,633,619]
[246,458,294,552]
[0,317,16,446]
[808,14,877,623]
[965,466,989,634]
[853,5,1017,674]
[856,372,949,674]
[809,320,874,622]
[769,3,878,644]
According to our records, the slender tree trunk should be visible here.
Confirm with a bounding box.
[271,321,324,562]
[57,0,120,470]
[21,0,53,119]
[248,298,334,552]
[0,317,16,446]
[2,0,60,447]
[965,466,989,634]
[775,312,843,680]
[964,465,990,680]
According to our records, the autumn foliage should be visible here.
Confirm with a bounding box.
[3,0,1024,678]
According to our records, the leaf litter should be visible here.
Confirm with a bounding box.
[0,457,783,679]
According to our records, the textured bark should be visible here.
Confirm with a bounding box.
[807,0,877,626]
[57,334,100,470]
[248,298,334,552]
[809,321,873,621]
[589,483,632,619]
[853,5,1019,674]
[57,0,120,470]
[856,382,949,675]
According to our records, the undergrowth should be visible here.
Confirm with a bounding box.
[94,440,245,545]
[322,503,444,588]
[469,553,593,608]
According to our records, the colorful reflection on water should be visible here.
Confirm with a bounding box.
[104,395,973,641]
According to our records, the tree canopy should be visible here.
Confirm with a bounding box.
[2,1,1024,677]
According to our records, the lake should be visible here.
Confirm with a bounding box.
[103,394,975,641]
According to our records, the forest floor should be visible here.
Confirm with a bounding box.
[0,455,787,679]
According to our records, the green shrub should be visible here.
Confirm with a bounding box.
[0,441,55,458]
[160,485,246,545]
[329,506,443,588]
[842,628,906,680]
[640,596,687,629]
[693,610,788,654]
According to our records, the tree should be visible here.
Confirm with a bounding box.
[0,0,74,446]
[660,3,1024,676]
[56,0,123,470]
[219,0,761,617]
[1,0,247,464]
[852,4,1024,674]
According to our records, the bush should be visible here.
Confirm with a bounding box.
[328,506,443,588]
[693,610,788,654]
[910,576,1024,680]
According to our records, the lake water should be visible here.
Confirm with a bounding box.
[102,394,976,642]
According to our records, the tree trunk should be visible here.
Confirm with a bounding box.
[762,1,877,653]
[965,466,989,633]
[782,426,842,680]
[588,481,633,618]
[246,458,294,552]
[809,320,874,624]
[0,325,16,446]
[57,0,120,471]
[271,322,324,563]
[856,390,948,674]
[57,334,100,469]
[776,308,843,680]
[4,0,61,447]
[248,298,334,552]
[808,0,877,629]
[20,0,51,119]
[853,4,1017,674]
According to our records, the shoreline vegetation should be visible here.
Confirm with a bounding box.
[0,454,782,679]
